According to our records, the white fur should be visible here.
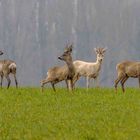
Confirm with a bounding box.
[0,63,3,72]
[73,48,106,89]
[0,60,18,88]
[9,63,16,69]
[73,61,100,77]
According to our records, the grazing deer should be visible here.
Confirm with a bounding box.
[0,51,18,88]
[41,44,74,92]
[58,45,75,91]
[114,61,140,93]
[72,47,107,89]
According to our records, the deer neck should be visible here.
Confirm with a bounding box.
[65,59,75,79]
[66,59,74,71]
[95,58,102,71]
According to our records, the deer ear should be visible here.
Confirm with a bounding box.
[69,45,73,52]
[64,46,72,54]
[94,48,98,53]
[64,46,69,53]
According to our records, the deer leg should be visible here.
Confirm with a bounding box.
[114,78,120,92]
[86,76,90,89]
[72,78,76,90]
[94,77,99,88]
[114,73,124,93]
[41,77,57,92]
[72,74,80,88]
[138,76,140,88]
[66,79,73,90]
[71,80,74,90]
[40,80,44,92]
[14,74,18,88]
[70,80,73,91]
[120,76,128,93]
[5,75,11,89]
[51,82,56,92]
[65,80,69,89]
[0,75,3,88]
[71,80,73,91]
[68,80,72,91]
[40,78,50,92]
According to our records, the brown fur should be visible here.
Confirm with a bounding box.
[114,61,140,93]
[41,44,75,92]
[0,60,18,88]
[41,65,69,92]
[58,45,75,91]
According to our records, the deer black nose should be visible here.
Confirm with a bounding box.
[99,58,103,62]
[58,56,62,60]
[0,51,3,55]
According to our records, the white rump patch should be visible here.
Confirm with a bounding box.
[0,63,3,71]
[9,63,16,69]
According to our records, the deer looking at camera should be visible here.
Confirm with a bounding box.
[41,44,75,92]
[114,61,140,93]
[0,51,18,88]
[72,47,107,89]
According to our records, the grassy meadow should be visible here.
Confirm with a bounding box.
[0,87,140,140]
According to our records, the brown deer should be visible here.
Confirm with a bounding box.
[0,60,18,89]
[41,44,74,92]
[58,45,75,91]
[114,61,140,93]
[0,51,18,88]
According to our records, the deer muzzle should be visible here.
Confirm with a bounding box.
[58,56,63,60]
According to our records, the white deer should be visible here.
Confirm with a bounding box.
[73,48,107,89]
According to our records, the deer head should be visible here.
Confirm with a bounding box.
[64,43,73,54]
[58,44,73,61]
[94,47,107,63]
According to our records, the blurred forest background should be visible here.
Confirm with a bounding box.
[0,0,140,87]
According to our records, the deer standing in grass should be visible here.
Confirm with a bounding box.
[41,44,75,92]
[58,45,75,91]
[0,51,18,88]
[72,48,107,89]
[114,61,140,93]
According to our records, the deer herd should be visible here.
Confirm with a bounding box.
[0,44,140,93]
[41,43,140,93]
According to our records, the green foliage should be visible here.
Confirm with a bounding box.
[0,88,140,140]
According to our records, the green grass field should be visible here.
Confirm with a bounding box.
[0,87,140,140]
